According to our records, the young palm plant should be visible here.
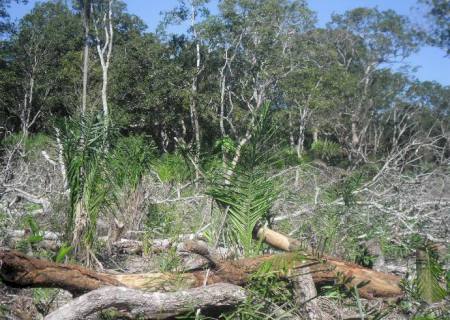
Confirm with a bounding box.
[415,242,447,304]
[62,114,112,266]
[208,102,280,256]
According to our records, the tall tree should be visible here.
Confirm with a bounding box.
[327,8,419,162]
[1,1,81,136]
[210,0,315,169]
[420,0,450,54]
[80,0,91,115]
[92,0,114,127]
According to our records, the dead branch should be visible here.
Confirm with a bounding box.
[44,283,246,320]
[0,241,403,299]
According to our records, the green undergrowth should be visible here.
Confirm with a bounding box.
[153,152,192,183]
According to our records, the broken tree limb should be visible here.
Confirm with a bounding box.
[292,267,323,320]
[0,246,402,299]
[255,225,403,299]
[0,249,122,296]
[44,283,246,320]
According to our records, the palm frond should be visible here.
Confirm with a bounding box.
[416,243,447,303]
[208,102,280,256]
[60,113,113,258]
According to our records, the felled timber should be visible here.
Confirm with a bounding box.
[0,248,122,296]
[0,244,402,299]
[255,225,403,299]
[44,283,246,320]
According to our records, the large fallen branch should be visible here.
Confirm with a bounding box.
[255,225,403,299]
[0,243,402,299]
[0,248,121,296]
[44,283,246,320]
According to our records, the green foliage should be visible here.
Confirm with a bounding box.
[208,168,278,256]
[158,247,182,272]
[16,215,44,253]
[62,114,112,255]
[1,133,52,160]
[208,102,280,256]
[201,155,223,174]
[321,272,354,301]
[54,243,73,263]
[354,246,376,268]
[144,204,180,239]
[415,243,447,303]
[222,256,296,320]
[153,152,192,183]
[214,135,236,155]
[311,139,341,162]
[33,287,59,316]
[272,146,302,168]
[327,172,363,207]
[420,0,450,53]
[109,135,155,189]
[248,257,297,304]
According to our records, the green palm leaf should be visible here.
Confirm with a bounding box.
[416,243,447,303]
[208,102,280,256]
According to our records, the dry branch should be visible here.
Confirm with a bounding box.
[0,249,121,296]
[255,225,403,299]
[44,283,246,320]
[0,242,402,299]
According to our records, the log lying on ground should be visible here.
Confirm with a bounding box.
[255,226,403,299]
[44,283,246,320]
[0,244,402,299]
[0,248,122,296]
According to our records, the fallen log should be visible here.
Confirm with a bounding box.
[44,283,246,320]
[0,248,122,296]
[255,225,403,299]
[0,245,402,299]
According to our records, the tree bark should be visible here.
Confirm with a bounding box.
[81,0,90,115]
[255,226,403,299]
[189,1,201,182]
[44,283,246,320]
[0,241,402,299]
[0,249,121,296]
[292,267,322,320]
[93,0,113,121]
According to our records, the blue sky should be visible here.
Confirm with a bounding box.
[8,0,450,85]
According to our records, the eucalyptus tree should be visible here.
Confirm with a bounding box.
[406,80,450,162]
[91,0,114,129]
[280,28,352,157]
[420,0,450,54]
[327,8,420,162]
[207,0,315,169]
[0,0,27,35]
[160,1,210,177]
[1,1,81,137]
[79,0,91,115]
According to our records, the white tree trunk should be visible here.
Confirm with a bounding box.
[81,0,90,115]
[44,284,246,320]
[94,0,113,123]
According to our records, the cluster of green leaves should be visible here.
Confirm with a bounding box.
[109,135,155,189]
[62,114,112,254]
[15,215,73,263]
[208,103,280,256]
[415,243,447,303]
[208,169,278,256]
[310,139,342,162]
[153,152,192,183]
[222,256,298,320]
